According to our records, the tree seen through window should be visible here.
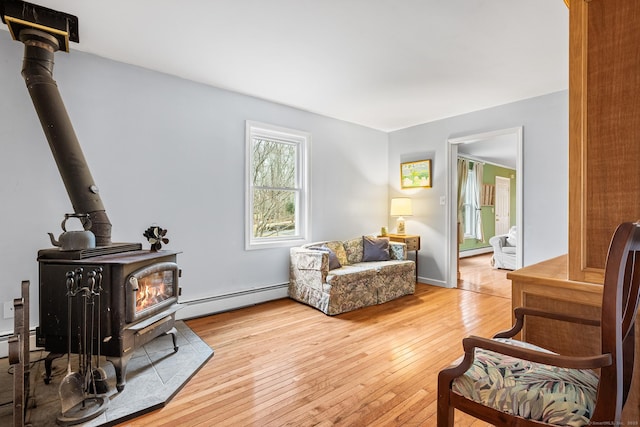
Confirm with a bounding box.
[252,137,297,237]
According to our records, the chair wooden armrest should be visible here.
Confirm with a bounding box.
[467,336,610,368]
[492,306,601,339]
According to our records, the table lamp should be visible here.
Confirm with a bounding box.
[390,197,412,235]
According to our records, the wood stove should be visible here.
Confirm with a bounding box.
[1,0,186,404]
[37,246,182,392]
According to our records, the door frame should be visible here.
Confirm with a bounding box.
[446,127,523,288]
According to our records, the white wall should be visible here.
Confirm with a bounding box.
[0,29,570,338]
[0,34,389,334]
[388,91,568,285]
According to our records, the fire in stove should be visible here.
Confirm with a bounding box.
[127,262,180,323]
[136,272,173,310]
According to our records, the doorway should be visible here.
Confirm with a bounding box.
[458,253,512,299]
[446,127,523,288]
[495,176,511,235]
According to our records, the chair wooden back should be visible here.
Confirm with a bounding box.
[593,222,640,421]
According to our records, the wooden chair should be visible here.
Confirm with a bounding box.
[438,221,640,426]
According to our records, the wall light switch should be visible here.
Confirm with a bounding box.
[440,196,446,206]
[3,301,14,319]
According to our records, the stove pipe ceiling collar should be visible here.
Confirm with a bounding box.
[1,0,112,246]
[1,0,78,51]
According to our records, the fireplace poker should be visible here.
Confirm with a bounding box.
[86,271,97,397]
[58,271,84,415]
[74,268,84,385]
[92,268,109,394]
[88,270,108,394]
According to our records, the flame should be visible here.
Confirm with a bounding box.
[136,271,173,312]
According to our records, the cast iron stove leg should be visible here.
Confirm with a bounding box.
[43,352,63,384]
[166,326,179,352]
[106,353,132,393]
[105,322,178,392]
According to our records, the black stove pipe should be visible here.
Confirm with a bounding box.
[19,28,112,246]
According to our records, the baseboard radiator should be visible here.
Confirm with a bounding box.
[176,283,289,320]
[0,283,289,357]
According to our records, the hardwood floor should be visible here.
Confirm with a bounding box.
[457,253,512,299]
[117,282,512,426]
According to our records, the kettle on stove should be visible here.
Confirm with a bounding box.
[48,213,96,251]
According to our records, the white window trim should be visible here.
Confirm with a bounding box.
[245,120,311,250]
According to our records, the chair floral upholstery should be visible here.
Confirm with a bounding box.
[451,338,598,426]
[289,236,415,315]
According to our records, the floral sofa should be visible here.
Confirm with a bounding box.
[289,236,416,315]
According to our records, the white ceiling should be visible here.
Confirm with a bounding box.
[2,0,568,132]
[457,133,518,169]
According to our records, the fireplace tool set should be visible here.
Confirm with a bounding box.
[57,267,109,425]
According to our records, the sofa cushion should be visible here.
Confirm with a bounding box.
[362,236,390,261]
[344,237,364,264]
[370,260,414,274]
[325,241,349,266]
[501,246,516,254]
[326,265,378,290]
[309,244,341,270]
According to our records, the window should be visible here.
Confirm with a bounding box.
[463,166,477,238]
[245,121,310,250]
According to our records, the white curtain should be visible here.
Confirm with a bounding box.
[457,159,468,244]
[473,162,484,242]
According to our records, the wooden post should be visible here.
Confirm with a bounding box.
[8,280,30,427]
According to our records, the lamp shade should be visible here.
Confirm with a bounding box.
[390,198,412,217]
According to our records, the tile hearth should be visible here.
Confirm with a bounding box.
[1,321,213,426]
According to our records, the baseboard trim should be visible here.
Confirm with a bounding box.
[459,247,493,258]
[0,331,39,359]
[417,276,452,288]
[176,283,289,320]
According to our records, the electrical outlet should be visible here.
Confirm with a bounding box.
[3,301,14,319]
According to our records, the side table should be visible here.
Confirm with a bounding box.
[386,233,420,283]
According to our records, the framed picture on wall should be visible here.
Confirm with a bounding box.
[401,159,432,189]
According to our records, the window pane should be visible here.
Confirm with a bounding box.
[252,138,296,188]
[464,168,477,237]
[252,189,296,238]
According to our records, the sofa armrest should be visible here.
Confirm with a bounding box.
[489,235,507,251]
[389,242,407,260]
[290,247,328,270]
[290,247,329,287]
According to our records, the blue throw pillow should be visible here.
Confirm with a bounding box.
[362,236,390,261]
